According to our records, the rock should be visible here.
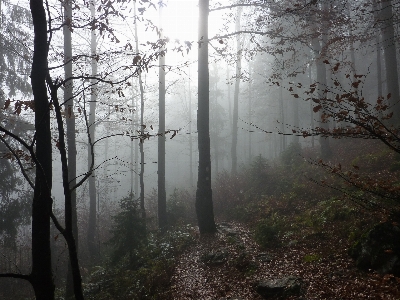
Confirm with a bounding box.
[255,276,303,299]
[349,222,400,276]
[256,252,273,263]
[201,249,228,265]
[218,223,238,236]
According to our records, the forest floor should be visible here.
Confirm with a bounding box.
[168,221,400,299]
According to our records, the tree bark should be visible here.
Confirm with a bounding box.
[158,1,167,230]
[196,0,216,234]
[29,0,54,298]
[134,0,146,218]
[63,0,78,297]
[231,5,243,175]
[380,0,400,124]
[87,0,98,263]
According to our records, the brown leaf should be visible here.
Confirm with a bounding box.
[3,99,10,109]
[313,105,322,113]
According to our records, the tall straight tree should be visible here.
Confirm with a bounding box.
[63,0,78,297]
[231,5,243,175]
[380,0,400,124]
[196,0,216,234]
[158,0,167,230]
[87,0,98,263]
[134,0,146,217]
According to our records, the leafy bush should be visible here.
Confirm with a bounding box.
[254,218,281,248]
[167,188,195,226]
[85,225,196,299]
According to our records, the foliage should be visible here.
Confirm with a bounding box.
[108,193,147,269]
[254,217,281,248]
[167,188,195,227]
[85,224,196,299]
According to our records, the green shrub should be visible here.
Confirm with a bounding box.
[254,218,280,248]
[109,193,147,269]
[167,188,194,226]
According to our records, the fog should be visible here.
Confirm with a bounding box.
[1,0,399,298]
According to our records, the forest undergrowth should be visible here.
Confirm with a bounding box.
[166,139,400,299]
[3,139,400,299]
[82,138,400,299]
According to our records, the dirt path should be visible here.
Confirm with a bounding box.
[168,222,400,299]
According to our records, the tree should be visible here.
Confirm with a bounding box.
[87,0,99,264]
[29,1,54,298]
[196,0,216,234]
[380,0,400,125]
[134,0,146,218]
[63,0,78,297]
[231,5,243,174]
[158,0,167,230]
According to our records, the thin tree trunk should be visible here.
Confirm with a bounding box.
[63,0,78,297]
[29,0,54,298]
[188,66,194,187]
[279,74,285,152]
[158,1,167,230]
[231,5,242,175]
[87,0,98,263]
[309,62,315,148]
[196,0,216,234]
[373,0,383,113]
[248,62,252,162]
[134,0,146,218]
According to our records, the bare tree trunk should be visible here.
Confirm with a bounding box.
[87,0,98,264]
[312,36,332,159]
[196,0,216,234]
[309,62,315,148]
[63,0,78,297]
[134,0,146,218]
[231,5,243,175]
[248,62,252,162]
[158,1,167,230]
[188,66,194,187]
[373,0,382,100]
[381,0,400,124]
[279,75,285,152]
[29,1,54,298]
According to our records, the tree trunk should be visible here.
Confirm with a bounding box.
[188,66,194,187]
[231,5,242,175]
[63,0,78,297]
[196,0,216,234]
[248,62,252,162]
[29,0,54,298]
[309,62,315,148]
[158,2,167,230]
[134,0,146,218]
[380,0,400,124]
[312,36,332,159]
[87,0,98,263]
[373,0,382,100]
[279,75,286,152]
